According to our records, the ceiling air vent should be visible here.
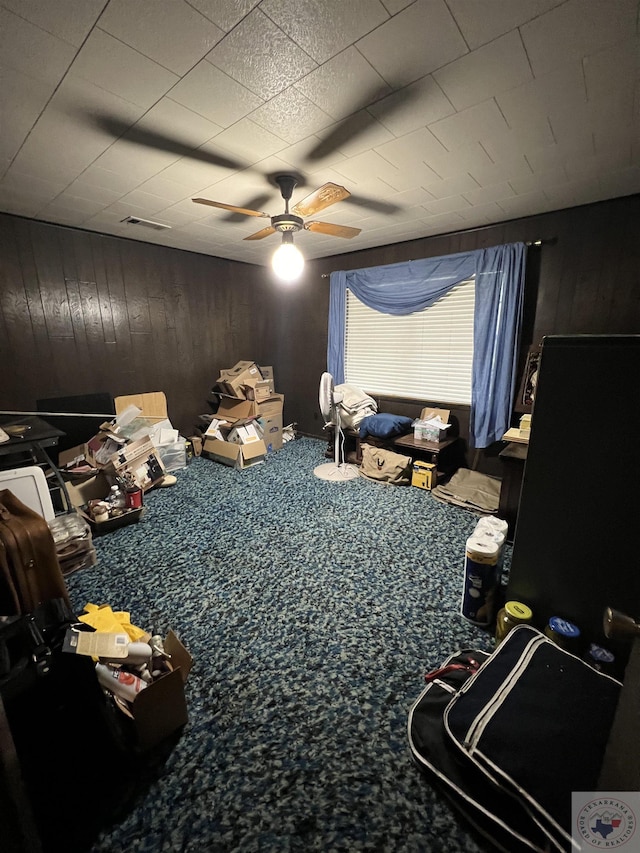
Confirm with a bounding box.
[121,216,171,231]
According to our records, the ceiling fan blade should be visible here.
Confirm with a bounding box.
[305,221,361,239]
[243,226,277,241]
[192,198,270,217]
[291,182,350,217]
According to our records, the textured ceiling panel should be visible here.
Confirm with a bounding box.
[0,0,638,266]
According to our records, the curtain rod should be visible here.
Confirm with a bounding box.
[319,239,548,278]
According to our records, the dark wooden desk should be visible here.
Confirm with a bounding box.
[392,433,457,462]
[0,416,70,511]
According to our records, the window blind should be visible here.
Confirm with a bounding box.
[344,278,475,404]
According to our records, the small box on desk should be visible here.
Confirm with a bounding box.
[411,460,438,490]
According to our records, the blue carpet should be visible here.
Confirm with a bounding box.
[66,437,505,852]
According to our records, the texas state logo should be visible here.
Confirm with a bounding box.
[573,794,637,849]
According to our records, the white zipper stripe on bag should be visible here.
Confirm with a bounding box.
[463,634,545,752]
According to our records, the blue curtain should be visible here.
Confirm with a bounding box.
[327,243,526,448]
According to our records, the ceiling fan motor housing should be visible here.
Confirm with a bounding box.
[271,212,303,233]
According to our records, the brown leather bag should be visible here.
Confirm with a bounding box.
[0,490,69,615]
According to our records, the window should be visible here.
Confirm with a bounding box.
[344,278,475,404]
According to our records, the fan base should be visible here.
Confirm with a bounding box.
[313,462,360,482]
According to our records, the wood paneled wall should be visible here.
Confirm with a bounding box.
[1,194,638,460]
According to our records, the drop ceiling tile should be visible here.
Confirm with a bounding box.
[261,0,389,64]
[92,139,181,181]
[422,141,494,180]
[48,73,146,129]
[496,61,587,136]
[367,75,455,137]
[598,165,640,199]
[63,180,122,205]
[428,99,510,151]
[0,7,76,84]
[185,0,261,32]
[446,0,563,50]
[583,37,640,104]
[380,0,415,13]
[497,190,554,219]
[71,29,179,109]
[73,166,142,194]
[41,193,107,216]
[98,0,224,76]
[423,195,472,215]
[520,0,638,77]
[275,137,347,174]
[295,47,391,121]
[210,118,288,164]
[0,66,55,161]
[508,166,568,195]
[424,172,481,200]
[136,98,224,148]
[136,175,194,203]
[455,201,507,224]
[169,60,263,126]
[468,153,533,187]
[311,110,395,161]
[158,156,234,193]
[356,0,468,86]
[479,120,555,162]
[206,8,317,100]
[118,189,170,214]
[376,127,448,170]
[249,88,334,144]
[462,181,515,206]
[388,187,436,207]
[433,32,533,112]
[0,0,105,47]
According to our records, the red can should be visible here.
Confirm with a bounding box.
[125,487,143,509]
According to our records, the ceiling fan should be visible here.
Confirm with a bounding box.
[192,174,361,242]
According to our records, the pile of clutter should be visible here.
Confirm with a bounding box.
[198,361,287,470]
[63,603,192,750]
[58,392,187,533]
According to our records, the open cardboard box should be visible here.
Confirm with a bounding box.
[419,407,451,442]
[215,393,285,452]
[202,434,267,469]
[111,631,193,751]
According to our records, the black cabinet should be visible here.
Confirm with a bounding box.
[507,335,640,644]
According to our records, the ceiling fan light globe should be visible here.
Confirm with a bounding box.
[272,241,304,282]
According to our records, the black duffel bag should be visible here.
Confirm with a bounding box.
[409,626,622,853]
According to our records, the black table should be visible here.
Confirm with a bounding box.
[0,416,70,511]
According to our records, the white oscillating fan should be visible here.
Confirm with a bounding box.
[313,372,360,481]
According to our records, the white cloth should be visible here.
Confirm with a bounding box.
[334,384,377,429]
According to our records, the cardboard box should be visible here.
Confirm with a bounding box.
[419,407,451,443]
[202,435,267,469]
[105,435,166,492]
[519,414,531,437]
[258,412,283,452]
[412,460,438,490]
[130,631,192,751]
[216,361,262,399]
[228,421,261,444]
[106,630,192,751]
[115,392,168,423]
[258,365,275,393]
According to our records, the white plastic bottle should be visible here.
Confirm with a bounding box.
[100,642,152,666]
[95,663,147,702]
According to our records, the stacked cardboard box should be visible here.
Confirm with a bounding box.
[203,362,285,469]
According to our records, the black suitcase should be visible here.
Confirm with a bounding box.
[408,626,622,853]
